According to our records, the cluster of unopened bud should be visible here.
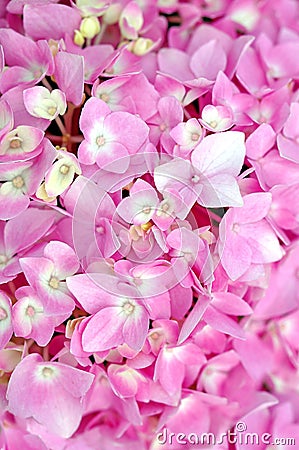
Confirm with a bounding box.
[74,16,101,46]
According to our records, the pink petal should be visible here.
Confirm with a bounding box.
[234,335,274,382]
[96,141,130,173]
[82,307,125,352]
[0,291,13,349]
[79,97,111,139]
[236,192,272,223]
[0,185,29,220]
[122,305,149,351]
[204,305,246,339]
[154,348,185,396]
[7,353,94,438]
[43,241,79,278]
[24,4,81,41]
[54,52,84,106]
[104,111,149,153]
[66,274,116,314]
[158,48,194,82]
[178,295,211,344]
[192,131,245,177]
[5,208,56,255]
[190,40,227,81]
[212,292,252,316]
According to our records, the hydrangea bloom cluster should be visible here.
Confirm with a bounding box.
[0,0,299,448]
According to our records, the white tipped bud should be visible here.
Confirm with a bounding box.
[36,182,56,203]
[79,16,101,39]
[103,3,122,25]
[74,30,85,47]
[131,37,154,56]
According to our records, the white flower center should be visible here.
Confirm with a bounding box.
[41,367,55,379]
[59,164,70,175]
[142,206,151,214]
[48,276,60,289]
[191,175,200,184]
[183,251,194,263]
[47,106,57,116]
[191,132,200,141]
[100,93,110,102]
[232,223,240,233]
[96,136,106,146]
[26,305,36,318]
[96,225,105,234]
[122,301,135,315]
[9,137,22,149]
[12,175,25,189]
[0,254,8,266]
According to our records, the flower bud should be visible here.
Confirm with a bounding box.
[119,1,143,40]
[79,16,101,39]
[36,183,56,203]
[131,37,154,56]
[103,3,122,25]
[74,30,85,47]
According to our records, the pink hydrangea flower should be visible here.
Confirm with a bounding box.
[7,353,94,438]
[218,193,284,280]
[20,241,79,315]
[23,86,67,121]
[78,97,149,172]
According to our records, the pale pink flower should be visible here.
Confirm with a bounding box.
[218,193,284,281]
[7,353,94,438]
[154,131,246,209]
[12,286,68,346]
[169,118,204,157]
[200,104,234,132]
[20,240,79,315]
[78,97,149,172]
[23,86,66,120]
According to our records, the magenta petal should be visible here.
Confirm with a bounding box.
[0,66,36,93]
[20,256,54,290]
[212,292,252,316]
[79,97,111,138]
[122,306,149,351]
[190,40,227,81]
[0,291,13,349]
[43,241,79,278]
[178,295,211,344]
[7,353,94,438]
[24,4,81,41]
[204,305,246,339]
[104,111,149,153]
[66,274,115,314]
[0,188,29,220]
[154,349,184,396]
[234,335,275,382]
[5,208,56,255]
[277,134,299,164]
[82,307,125,352]
[96,142,129,173]
[158,48,194,82]
[55,52,84,106]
